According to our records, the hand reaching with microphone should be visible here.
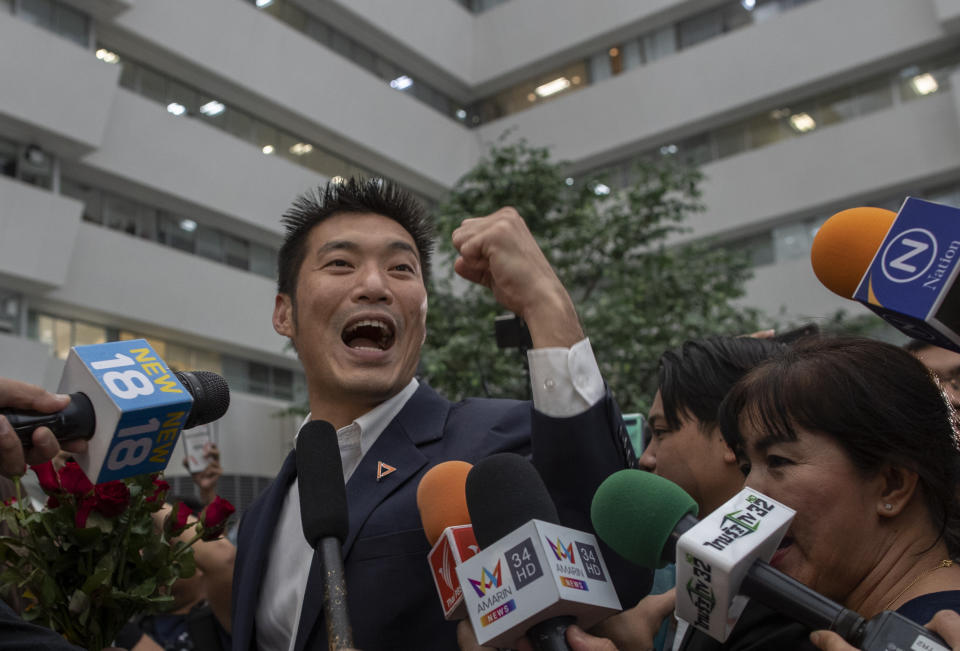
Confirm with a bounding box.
[810,609,960,650]
[0,377,87,478]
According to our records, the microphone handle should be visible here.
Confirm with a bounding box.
[527,615,575,651]
[318,536,355,650]
[741,560,864,640]
[0,392,95,447]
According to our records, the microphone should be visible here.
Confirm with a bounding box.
[460,453,620,651]
[0,339,230,483]
[591,470,949,651]
[811,198,960,352]
[295,420,353,651]
[416,460,480,620]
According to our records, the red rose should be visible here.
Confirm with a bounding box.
[199,496,235,540]
[145,478,170,503]
[93,481,130,517]
[58,462,93,496]
[75,495,97,528]
[30,462,60,494]
[3,497,15,506]
[164,502,193,537]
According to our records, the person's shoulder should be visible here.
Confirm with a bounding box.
[898,590,960,624]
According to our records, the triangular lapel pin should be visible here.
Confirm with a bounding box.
[376,461,397,482]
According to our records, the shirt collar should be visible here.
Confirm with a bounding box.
[296,377,420,454]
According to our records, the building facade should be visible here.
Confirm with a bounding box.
[2,0,959,505]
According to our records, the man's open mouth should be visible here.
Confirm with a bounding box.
[342,319,395,351]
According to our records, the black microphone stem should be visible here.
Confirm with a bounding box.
[527,616,575,651]
[318,537,353,650]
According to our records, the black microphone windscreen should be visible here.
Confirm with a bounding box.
[296,420,349,546]
[465,453,559,549]
[175,370,230,428]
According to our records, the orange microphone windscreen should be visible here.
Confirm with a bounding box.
[810,207,896,298]
[416,460,473,545]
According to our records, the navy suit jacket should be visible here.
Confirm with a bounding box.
[231,382,648,651]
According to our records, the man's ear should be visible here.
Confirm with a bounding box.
[877,464,919,517]
[273,293,294,338]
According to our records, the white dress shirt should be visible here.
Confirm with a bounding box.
[255,338,605,651]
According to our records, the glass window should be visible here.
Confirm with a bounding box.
[588,51,611,84]
[193,348,222,375]
[138,66,167,104]
[195,226,224,263]
[74,321,107,347]
[642,26,676,62]
[0,291,20,334]
[19,0,54,29]
[166,81,199,116]
[55,3,89,47]
[164,343,193,372]
[773,221,813,262]
[198,95,227,126]
[745,112,788,149]
[220,356,250,394]
[677,134,713,166]
[18,145,53,188]
[852,78,893,115]
[250,242,276,278]
[222,233,249,270]
[723,4,754,31]
[621,40,644,71]
[678,10,722,50]
[118,61,138,90]
[817,87,857,126]
[61,177,103,224]
[714,123,747,159]
[158,212,196,253]
[0,137,15,178]
[226,108,256,142]
[730,231,775,267]
[273,368,294,401]
[35,314,71,359]
[255,123,278,155]
[103,194,142,236]
[249,362,270,395]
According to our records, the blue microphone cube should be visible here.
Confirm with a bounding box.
[60,339,194,483]
[853,197,960,352]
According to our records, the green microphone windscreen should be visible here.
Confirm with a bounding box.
[591,469,698,569]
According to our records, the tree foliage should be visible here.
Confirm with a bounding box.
[422,136,766,414]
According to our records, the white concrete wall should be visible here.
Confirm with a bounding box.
[0,334,63,388]
[934,0,960,32]
[0,14,119,156]
[80,90,319,240]
[36,223,287,361]
[693,93,960,241]
[0,176,83,292]
[740,255,852,324]
[106,0,481,195]
[476,0,947,169]
[325,0,717,91]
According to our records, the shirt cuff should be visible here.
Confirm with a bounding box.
[527,338,605,418]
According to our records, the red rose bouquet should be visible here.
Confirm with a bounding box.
[0,463,234,650]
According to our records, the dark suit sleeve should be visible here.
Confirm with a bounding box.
[530,386,651,608]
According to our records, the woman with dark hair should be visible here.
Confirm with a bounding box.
[717,336,960,632]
